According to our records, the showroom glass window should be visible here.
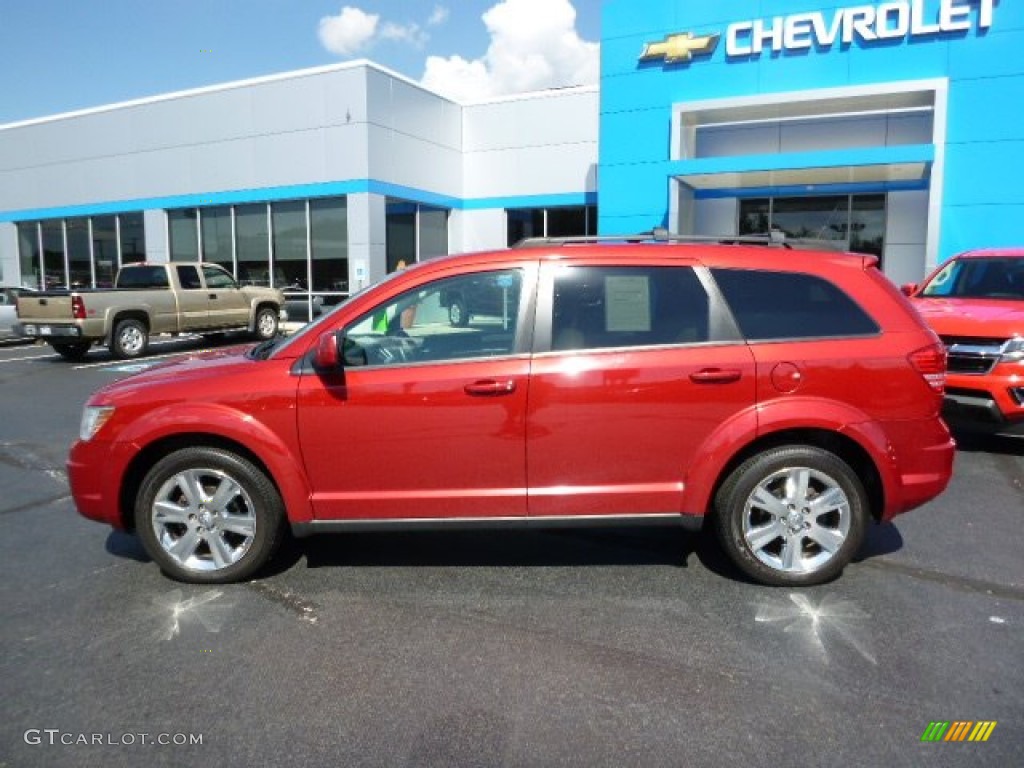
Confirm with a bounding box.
[41,220,64,288]
[119,213,146,264]
[16,223,40,288]
[506,205,596,246]
[272,201,307,289]
[91,216,117,287]
[739,195,886,259]
[385,198,450,272]
[311,197,348,301]
[201,206,234,274]
[66,218,91,288]
[236,204,270,286]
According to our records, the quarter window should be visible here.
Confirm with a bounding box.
[344,269,524,367]
[711,269,879,341]
[551,266,711,351]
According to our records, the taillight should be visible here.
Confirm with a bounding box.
[908,342,946,394]
[71,295,86,320]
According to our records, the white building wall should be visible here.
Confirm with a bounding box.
[883,190,930,284]
[693,198,738,237]
[365,69,462,198]
[463,88,599,200]
[0,64,373,214]
[455,210,508,253]
[0,223,16,283]
[347,193,387,287]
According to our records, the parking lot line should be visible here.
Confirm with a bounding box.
[0,351,55,363]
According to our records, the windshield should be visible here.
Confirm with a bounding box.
[920,257,1024,300]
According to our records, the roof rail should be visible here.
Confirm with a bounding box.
[512,228,791,249]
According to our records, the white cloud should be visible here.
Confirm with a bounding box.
[380,21,427,49]
[421,0,599,101]
[428,5,450,27]
[318,6,379,56]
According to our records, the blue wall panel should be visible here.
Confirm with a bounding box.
[600,0,1024,260]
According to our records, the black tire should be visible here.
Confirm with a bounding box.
[253,305,279,340]
[135,447,285,584]
[713,446,869,587]
[109,318,148,359]
[51,341,92,361]
[448,296,469,327]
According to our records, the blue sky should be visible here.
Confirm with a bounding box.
[0,0,602,126]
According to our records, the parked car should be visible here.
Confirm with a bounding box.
[0,286,36,340]
[68,239,954,587]
[15,262,285,360]
[904,247,1024,436]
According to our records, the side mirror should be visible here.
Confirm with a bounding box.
[900,283,918,297]
[313,332,341,372]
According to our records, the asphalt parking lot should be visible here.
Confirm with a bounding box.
[0,334,1021,767]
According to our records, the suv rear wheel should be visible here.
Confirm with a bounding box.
[110,318,148,359]
[714,446,868,586]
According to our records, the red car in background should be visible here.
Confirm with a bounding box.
[905,248,1024,437]
[68,239,954,587]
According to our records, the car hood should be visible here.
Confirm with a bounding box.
[912,297,1024,338]
[91,345,262,405]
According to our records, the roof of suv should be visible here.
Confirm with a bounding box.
[443,240,880,274]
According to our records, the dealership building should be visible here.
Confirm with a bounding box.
[1,0,1020,315]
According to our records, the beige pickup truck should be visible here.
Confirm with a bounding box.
[15,262,285,360]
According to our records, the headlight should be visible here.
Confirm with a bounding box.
[1000,337,1024,364]
[79,406,115,441]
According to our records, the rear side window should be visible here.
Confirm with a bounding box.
[711,268,878,341]
[551,266,710,351]
[116,266,169,289]
[176,266,202,290]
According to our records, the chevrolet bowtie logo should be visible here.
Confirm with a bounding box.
[639,32,720,64]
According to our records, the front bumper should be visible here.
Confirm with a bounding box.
[68,438,128,528]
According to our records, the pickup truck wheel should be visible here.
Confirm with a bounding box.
[254,306,279,340]
[713,446,868,587]
[110,318,148,359]
[448,296,469,327]
[135,447,285,584]
[51,341,92,361]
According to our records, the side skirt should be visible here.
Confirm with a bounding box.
[292,513,704,538]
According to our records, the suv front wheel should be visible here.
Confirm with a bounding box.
[714,446,869,586]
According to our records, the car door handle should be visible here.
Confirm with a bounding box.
[464,379,517,396]
[689,368,742,384]
[209,294,218,300]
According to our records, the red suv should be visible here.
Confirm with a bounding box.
[69,241,954,587]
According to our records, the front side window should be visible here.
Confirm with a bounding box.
[550,266,711,351]
[712,268,879,341]
[343,269,524,367]
[202,265,237,290]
